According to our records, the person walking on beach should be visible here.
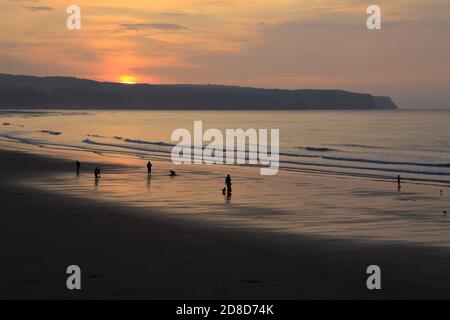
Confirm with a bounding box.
[225,174,232,196]
[94,167,101,180]
[147,161,152,175]
[75,160,80,174]
[397,175,402,190]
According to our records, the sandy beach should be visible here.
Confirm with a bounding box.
[2,0,450,303]
[1,147,450,299]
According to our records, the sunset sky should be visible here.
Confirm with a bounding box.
[0,0,449,108]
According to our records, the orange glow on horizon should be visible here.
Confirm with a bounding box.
[118,75,137,84]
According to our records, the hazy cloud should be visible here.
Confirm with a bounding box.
[24,6,53,12]
[164,12,188,16]
[1,0,449,108]
[120,23,189,31]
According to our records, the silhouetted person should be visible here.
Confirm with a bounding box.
[222,187,226,195]
[147,161,152,175]
[397,175,401,189]
[75,160,80,175]
[94,167,101,180]
[225,174,232,195]
[170,170,177,176]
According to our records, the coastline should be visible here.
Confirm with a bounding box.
[1,148,450,299]
[0,74,398,110]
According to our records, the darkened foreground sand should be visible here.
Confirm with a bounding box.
[1,149,450,299]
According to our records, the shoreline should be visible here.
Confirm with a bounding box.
[2,109,450,188]
[2,134,450,188]
[1,148,450,299]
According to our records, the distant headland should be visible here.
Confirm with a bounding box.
[0,74,398,110]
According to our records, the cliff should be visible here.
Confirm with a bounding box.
[0,74,398,110]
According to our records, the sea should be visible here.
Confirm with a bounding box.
[1,109,450,245]
[1,109,450,185]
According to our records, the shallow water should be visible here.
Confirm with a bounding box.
[2,109,450,246]
[1,109,450,184]
[20,156,450,247]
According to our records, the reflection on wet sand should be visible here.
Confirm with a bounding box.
[23,156,450,247]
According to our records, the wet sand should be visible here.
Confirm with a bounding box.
[1,149,450,299]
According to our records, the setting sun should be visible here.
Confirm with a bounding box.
[118,75,137,84]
